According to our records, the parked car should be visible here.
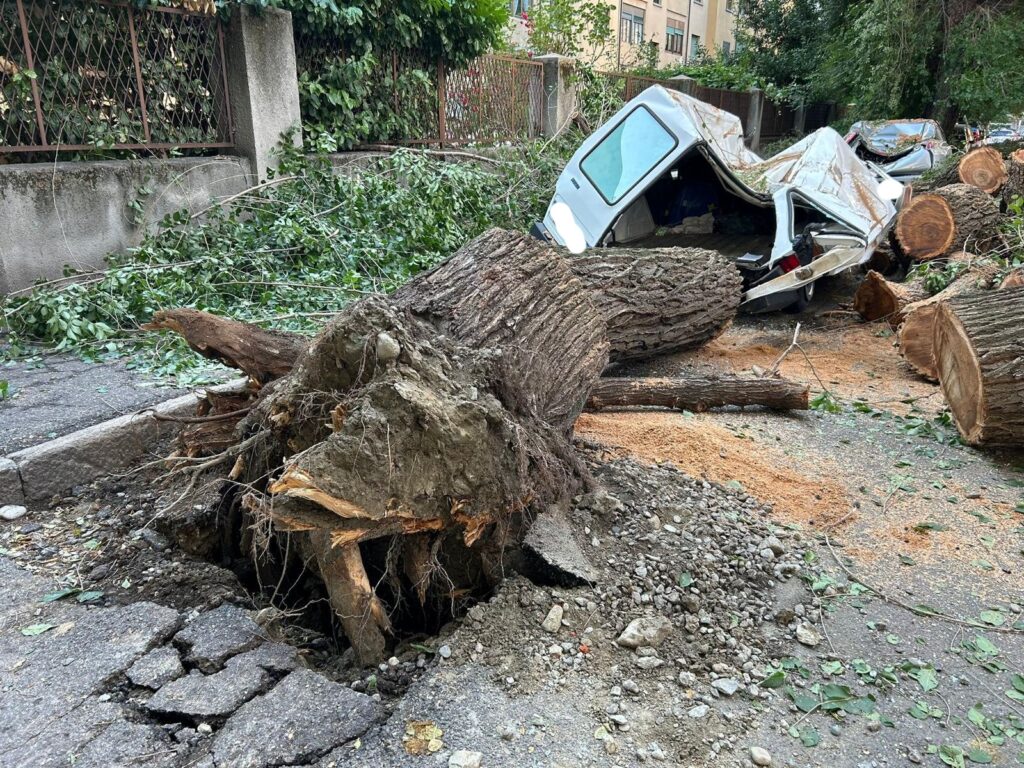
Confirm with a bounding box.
[982,123,1023,146]
[533,86,906,312]
[844,119,953,181]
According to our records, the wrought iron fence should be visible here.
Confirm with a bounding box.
[293,38,544,147]
[0,0,233,155]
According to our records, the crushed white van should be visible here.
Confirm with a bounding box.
[533,86,908,312]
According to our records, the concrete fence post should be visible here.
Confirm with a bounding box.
[534,54,574,139]
[794,103,807,136]
[746,87,764,152]
[224,7,303,182]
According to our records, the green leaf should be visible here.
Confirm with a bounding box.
[898,554,916,565]
[975,636,999,656]
[21,623,55,636]
[760,669,786,689]
[41,587,80,603]
[967,748,993,764]
[76,591,104,603]
[798,727,820,747]
[908,664,939,692]
[820,660,844,676]
[979,610,1005,627]
[939,745,966,768]
[914,521,949,533]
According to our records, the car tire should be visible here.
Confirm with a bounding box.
[786,280,816,313]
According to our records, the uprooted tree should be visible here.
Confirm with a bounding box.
[146,229,809,663]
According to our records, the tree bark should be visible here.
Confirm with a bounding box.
[569,248,742,363]
[585,376,809,412]
[896,265,999,380]
[895,184,1001,260]
[957,146,1008,194]
[1003,149,1024,209]
[933,286,1024,446]
[852,270,930,326]
[141,309,306,385]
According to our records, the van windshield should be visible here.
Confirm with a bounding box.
[581,106,677,204]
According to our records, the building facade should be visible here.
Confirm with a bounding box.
[508,0,739,70]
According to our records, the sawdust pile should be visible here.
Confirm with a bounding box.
[575,411,853,530]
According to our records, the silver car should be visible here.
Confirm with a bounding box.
[533,86,906,312]
[845,119,953,181]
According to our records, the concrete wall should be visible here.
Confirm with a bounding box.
[0,156,252,294]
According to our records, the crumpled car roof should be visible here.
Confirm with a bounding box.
[848,119,943,156]
[661,88,895,239]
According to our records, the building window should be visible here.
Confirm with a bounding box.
[653,0,661,6]
[722,41,731,55]
[726,0,736,11]
[666,23,686,54]
[690,33,701,58]
[620,6,645,43]
[512,0,531,16]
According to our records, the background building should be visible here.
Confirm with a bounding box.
[508,0,739,70]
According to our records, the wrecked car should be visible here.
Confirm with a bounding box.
[533,85,906,312]
[845,119,953,181]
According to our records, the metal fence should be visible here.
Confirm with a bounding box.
[293,39,544,147]
[1,0,233,155]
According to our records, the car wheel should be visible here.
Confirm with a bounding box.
[785,280,816,313]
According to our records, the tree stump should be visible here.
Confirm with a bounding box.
[852,270,929,326]
[957,146,1008,194]
[894,184,1001,260]
[933,286,1024,446]
[896,265,999,380]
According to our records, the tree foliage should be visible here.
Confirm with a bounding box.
[738,0,1024,127]
[280,0,509,148]
[1,138,580,380]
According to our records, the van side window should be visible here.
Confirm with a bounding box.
[580,106,677,204]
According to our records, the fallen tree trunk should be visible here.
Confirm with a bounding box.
[148,228,745,664]
[852,270,929,326]
[586,376,809,412]
[896,265,999,380]
[894,184,1001,260]
[933,286,1024,446]
[570,248,742,362]
[1003,149,1024,209]
[957,146,1008,194]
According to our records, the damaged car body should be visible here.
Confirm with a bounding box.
[534,86,905,312]
[845,119,953,181]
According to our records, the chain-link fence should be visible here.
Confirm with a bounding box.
[1,0,232,156]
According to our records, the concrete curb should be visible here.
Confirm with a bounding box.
[1,379,247,506]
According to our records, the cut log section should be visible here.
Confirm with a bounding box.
[896,265,999,380]
[894,184,1001,260]
[585,376,809,412]
[933,286,1024,446]
[852,270,929,326]
[1001,267,1024,290]
[957,146,1008,194]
